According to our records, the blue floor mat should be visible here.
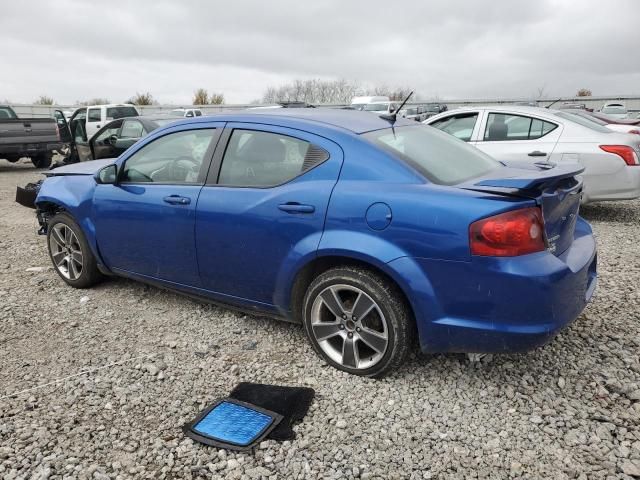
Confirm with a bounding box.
[183,398,283,451]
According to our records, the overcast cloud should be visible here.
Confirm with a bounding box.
[1,0,639,104]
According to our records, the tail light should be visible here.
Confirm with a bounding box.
[470,207,545,257]
[599,145,639,166]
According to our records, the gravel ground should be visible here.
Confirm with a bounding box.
[1,158,639,480]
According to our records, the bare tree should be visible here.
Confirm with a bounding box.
[34,95,55,105]
[209,92,225,105]
[75,98,110,106]
[576,88,592,97]
[535,85,547,100]
[127,92,157,105]
[262,79,360,104]
[193,88,209,105]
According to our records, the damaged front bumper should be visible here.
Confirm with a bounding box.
[15,180,42,210]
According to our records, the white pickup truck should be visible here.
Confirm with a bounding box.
[72,104,140,139]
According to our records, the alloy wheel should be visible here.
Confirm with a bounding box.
[310,284,389,370]
[48,224,83,280]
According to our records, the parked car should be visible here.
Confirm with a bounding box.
[399,106,427,122]
[564,109,640,136]
[33,110,597,377]
[350,96,390,110]
[587,110,640,126]
[70,104,140,139]
[361,102,399,115]
[423,103,447,119]
[425,105,640,203]
[600,102,628,119]
[0,105,65,168]
[65,115,181,162]
[169,108,203,118]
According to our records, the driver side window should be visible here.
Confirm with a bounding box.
[121,129,216,184]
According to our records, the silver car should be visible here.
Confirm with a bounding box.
[424,105,640,204]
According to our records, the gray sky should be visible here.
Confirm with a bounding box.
[1,0,639,104]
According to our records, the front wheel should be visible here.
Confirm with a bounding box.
[302,267,413,378]
[47,213,103,288]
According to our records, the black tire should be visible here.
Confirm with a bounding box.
[46,212,103,288]
[302,266,413,378]
[31,154,52,169]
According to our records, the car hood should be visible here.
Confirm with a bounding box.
[45,158,116,176]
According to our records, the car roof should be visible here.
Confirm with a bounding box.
[166,108,415,134]
[439,105,562,116]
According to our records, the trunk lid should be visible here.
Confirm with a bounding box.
[462,161,584,256]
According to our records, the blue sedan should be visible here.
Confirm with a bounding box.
[35,109,597,377]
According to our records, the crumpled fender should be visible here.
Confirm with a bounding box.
[35,175,107,270]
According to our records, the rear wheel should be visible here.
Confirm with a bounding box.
[32,153,52,169]
[47,213,103,288]
[302,267,413,378]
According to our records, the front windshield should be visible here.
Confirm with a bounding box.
[363,125,500,185]
[555,111,612,133]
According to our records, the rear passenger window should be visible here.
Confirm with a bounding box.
[87,109,101,122]
[484,113,557,141]
[218,130,329,187]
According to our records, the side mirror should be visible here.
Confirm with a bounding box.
[96,164,118,184]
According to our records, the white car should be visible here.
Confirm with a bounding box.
[564,109,640,136]
[360,102,399,115]
[600,103,628,120]
[169,108,203,118]
[350,96,390,110]
[424,105,640,204]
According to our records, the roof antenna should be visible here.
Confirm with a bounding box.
[380,91,414,123]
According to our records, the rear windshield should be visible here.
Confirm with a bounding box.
[154,118,180,127]
[568,111,608,126]
[555,111,612,133]
[364,103,389,112]
[363,125,500,185]
[106,106,138,119]
[602,106,626,114]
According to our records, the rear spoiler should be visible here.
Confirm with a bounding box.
[473,162,584,190]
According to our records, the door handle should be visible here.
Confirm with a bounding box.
[278,202,315,214]
[528,151,547,157]
[163,195,191,205]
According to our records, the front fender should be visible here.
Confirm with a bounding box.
[35,176,106,269]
